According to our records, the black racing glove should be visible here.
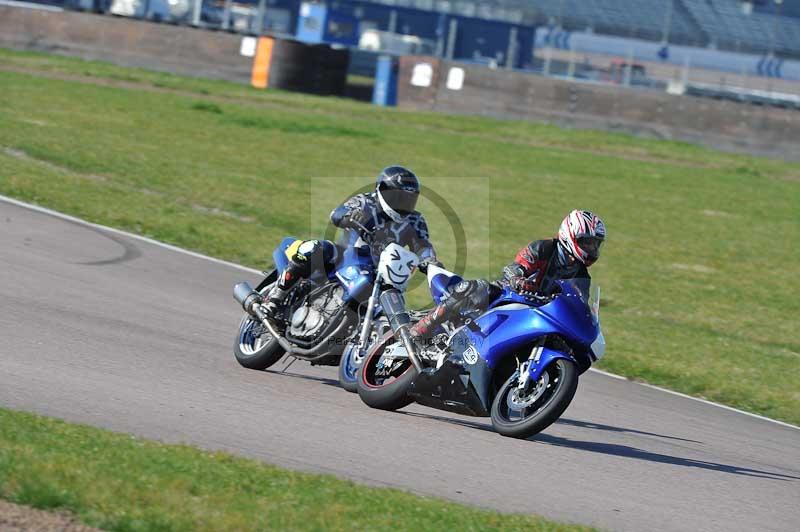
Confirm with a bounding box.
[417,258,443,274]
[342,210,373,234]
[510,277,538,297]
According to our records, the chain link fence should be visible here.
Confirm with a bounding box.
[532,39,800,109]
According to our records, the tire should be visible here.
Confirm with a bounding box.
[233,314,286,370]
[338,318,390,393]
[232,281,285,370]
[490,359,578,439]
[357,332,416,411]
[337,343,361,393]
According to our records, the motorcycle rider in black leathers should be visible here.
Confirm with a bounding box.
[409,210,606,344]
[263,166,439,330]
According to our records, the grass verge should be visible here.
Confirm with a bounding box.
[0,47,798,425]
[0,408,592,531]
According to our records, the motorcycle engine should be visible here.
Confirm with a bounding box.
[287,285,345,342]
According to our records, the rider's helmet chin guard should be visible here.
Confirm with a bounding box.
[376,166,420,223]
[558,210,606,266]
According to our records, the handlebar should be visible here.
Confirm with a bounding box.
[417,259,442,275]
[348,221,374,244]
[518,291,553,305]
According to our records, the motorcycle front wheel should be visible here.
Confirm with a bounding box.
[338,342,363,393]
[357,332,417,411]
[338,319,390,393]
[490,359,578,439]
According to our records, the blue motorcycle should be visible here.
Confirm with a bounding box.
[232,236,421,385]
[357,266,605,439]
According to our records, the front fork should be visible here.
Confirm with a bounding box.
[356,279,381,352]
[516,339,545,393]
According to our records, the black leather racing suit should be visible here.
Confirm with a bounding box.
[269,192,437,305]
[330,192,437,266]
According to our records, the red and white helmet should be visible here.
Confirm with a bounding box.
[558,210,606,266]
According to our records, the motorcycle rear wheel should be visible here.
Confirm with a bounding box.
[233,314,286,370]
[357,332,417,411]
[490,359,578,439]
[233,282,285,370]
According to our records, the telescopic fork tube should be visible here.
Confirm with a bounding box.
[357,279,381,351]
[378,289,424,372]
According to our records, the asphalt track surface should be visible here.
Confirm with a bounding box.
[1,198,798,532]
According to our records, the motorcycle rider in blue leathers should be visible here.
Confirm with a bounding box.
[263,166,439,330]
[409,210,606,344]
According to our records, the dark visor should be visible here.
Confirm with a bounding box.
[382,189,419,214]
[577,236,603,256]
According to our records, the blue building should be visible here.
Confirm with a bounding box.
[294,0,536,69]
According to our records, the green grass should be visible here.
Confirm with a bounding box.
[0,47,799,429]
[0,408,591,531]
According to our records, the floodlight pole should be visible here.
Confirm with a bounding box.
[623,47,633,87]
[255,0,267,35]
[222,0,233,31]
[567,39,575,79]
[506,26,518,69]
[445,19,458,59]
[769,0,783,57]
[661,0,674,45]
[192,0,201,26]
[543,45,552,76]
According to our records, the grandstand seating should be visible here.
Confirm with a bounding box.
[682,0,799,55]
[46,0,800,58]
[368,0,800,58]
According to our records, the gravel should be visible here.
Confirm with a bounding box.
[0,500,100,532]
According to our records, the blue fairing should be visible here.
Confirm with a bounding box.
[429,271,463,304]
[467,281,599,370]
[487,289,537,309]
[333,245,376,302]
[410,278,601,416]
[544,280,598,347]
[271,237,375,303]
[466,304,560,369]
[526,347,576,383]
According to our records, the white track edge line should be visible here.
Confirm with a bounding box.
[588,372,799,430]
[2,194,798,431]
[0,194,261,275]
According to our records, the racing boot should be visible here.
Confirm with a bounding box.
[261,286,289,335]
[262,239,320,335]
[408,303,448,350]
[262,265,302,335]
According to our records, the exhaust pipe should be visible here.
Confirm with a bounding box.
[379,289,424,372]
[233,282,262,315]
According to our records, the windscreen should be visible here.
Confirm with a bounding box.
[557,278,600,318]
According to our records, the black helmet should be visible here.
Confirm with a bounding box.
[376,166,420,221]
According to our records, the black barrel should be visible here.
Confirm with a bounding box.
[268,39,350,97]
